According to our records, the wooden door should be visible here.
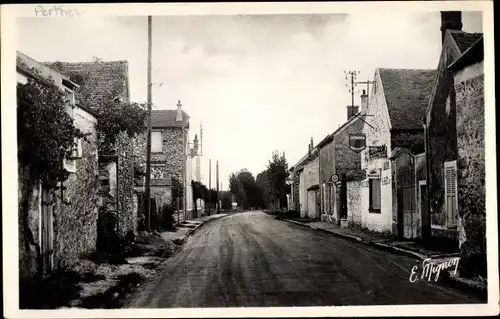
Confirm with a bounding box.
[41,186,54,275]
[400,168,416,239]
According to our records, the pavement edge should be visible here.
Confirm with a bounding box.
[282,218,487,298]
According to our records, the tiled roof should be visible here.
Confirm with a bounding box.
[379,68,436,130]
[151,109,190,128]
[449,31,483,54]
[44,60,130,109]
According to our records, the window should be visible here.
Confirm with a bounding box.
[369,178,381,212]
[63,136,82,174]
[444,160,458,228]
[151,131,163,152]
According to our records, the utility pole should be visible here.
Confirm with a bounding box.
[208,159,211,215]
[144,15,153,231]
[344,70,359,107]
[216,160,220,214]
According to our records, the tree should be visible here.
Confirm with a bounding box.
[256,170,272,209]
[266,151,290,209]
[220,191,232,210]
[191,180,205,215]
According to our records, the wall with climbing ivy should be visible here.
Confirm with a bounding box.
[53,108,99,269]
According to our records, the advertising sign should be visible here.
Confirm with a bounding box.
[349,134,367,153]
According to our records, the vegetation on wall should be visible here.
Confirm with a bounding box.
[17,75,85,277]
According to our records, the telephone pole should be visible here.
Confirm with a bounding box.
[216,160,220,214]
[144,15,153,231]
[344,70,359,107]
[208,159,212,216]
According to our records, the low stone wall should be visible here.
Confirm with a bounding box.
[347,180,362,227]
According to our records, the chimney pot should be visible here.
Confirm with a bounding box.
[360,90,368,111]
[176,100,183,122]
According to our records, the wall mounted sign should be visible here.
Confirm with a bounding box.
[349,134,367,153]
[330,174,339,183]
[367,169,380,178]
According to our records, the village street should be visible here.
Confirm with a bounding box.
[127,211,482,308]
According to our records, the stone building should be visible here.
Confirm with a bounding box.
[425,11,483,245]
[316,90,366,226]
[47,59,138,238]
[141,101,195,222]
[17,52,99,278]
[360,67,435,235]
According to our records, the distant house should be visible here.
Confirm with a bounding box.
[317,90,366,226]
[289,138,319,218]
[17,51,99,277]
[47,59,138,237]
[136,101,201,222]
[360,67,435,236]
[426,11,484,245]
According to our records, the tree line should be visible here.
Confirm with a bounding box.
[229,151,291,210]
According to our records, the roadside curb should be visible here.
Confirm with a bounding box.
[185,214,228,239]
[282,218,486,297]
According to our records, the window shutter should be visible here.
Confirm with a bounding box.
[444,161,458,227]
[374,179,381,210]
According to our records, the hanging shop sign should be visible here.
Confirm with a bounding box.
[349,134,367,153]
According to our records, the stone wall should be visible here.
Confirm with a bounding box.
[53,127,99,269]
[427,38,461,229]
[334,118,364,179]
[347,180,362,227]
[115,131,137,237]
[454,62,486,278]
[151,127,185,186]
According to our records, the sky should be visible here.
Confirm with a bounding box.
[16,11,482,189]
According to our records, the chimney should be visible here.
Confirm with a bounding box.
[176,100,183,122]
[308,137,313,157]
[441,11,463,44]
[360,89,368,112]
[193,134,199,152]
[347,105,359,121]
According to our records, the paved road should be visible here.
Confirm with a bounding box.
[127,211,484,307]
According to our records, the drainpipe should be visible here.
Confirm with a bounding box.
[422,118,431,241]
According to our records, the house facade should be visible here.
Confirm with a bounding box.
[425,11,483,243]
[47,59,138,238]
[17,52,100,277]
[144,102,195,222]
[317,91,366,225]
[360,67,435,236]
